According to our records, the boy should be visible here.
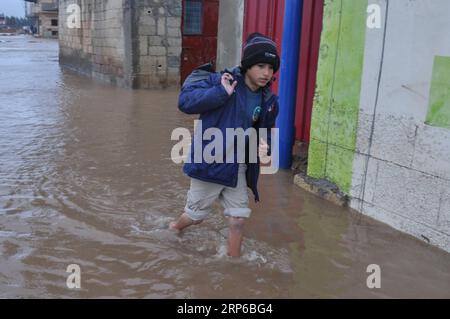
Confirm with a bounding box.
[170,33,280,258]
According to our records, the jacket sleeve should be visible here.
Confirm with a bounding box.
[262,99,279,156]
[178,74,231,114]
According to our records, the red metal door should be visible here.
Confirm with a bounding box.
[243,0,285,94]
[180,0,219,84]
[295,0,324,142]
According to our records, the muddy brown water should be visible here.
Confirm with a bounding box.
[0,36,449,298]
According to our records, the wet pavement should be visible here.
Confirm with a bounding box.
[0,35,449,298]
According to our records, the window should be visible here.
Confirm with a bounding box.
[51,19,58,26]
[52,31,58,36]
[183,0,202,35]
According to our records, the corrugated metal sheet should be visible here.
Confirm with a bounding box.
[243,0,323,143]
[295,0,323,142]
[243,0,285,93]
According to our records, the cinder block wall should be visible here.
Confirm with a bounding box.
[58,0,182,88]
[59,0,126,85]
[308,0,450,252]
[134,0,182,88]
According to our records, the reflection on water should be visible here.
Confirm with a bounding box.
[0,36,449,298]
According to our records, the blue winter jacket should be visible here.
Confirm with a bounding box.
[178,66,279,202]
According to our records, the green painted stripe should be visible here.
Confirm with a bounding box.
[426,56,450,129]
[308,0,367,194]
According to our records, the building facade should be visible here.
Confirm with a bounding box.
[26,0,59,38]
[58,0,224,88]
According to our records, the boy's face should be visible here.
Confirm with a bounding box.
[245,63,274,88]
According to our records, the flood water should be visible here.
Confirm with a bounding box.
[0,35,449,298]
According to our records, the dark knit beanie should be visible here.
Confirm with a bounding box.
[241,32,280,73]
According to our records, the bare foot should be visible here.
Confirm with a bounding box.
[168,221,180,233]
[169,213,203,233]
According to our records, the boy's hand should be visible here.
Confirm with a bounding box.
[259,138,271,165]
[221,73,238,96]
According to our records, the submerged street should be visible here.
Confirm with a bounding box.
[0,35,449,298]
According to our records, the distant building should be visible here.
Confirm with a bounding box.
[25,0,58,38]
[0,13,6,26]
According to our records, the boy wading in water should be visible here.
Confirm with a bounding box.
[170,33,280,258]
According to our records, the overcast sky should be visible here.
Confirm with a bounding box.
[0,0,26,17]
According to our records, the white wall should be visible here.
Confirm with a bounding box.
[350,0,450,252]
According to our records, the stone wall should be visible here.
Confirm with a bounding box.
[58,0,182,88]
[134,0,182,88]
[59,0,126,85]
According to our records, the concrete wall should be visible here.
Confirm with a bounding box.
[308,0,450,252]
[58,0,182,88]
[216,0,244,71]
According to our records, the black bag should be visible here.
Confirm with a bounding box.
[181,62,215,89]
